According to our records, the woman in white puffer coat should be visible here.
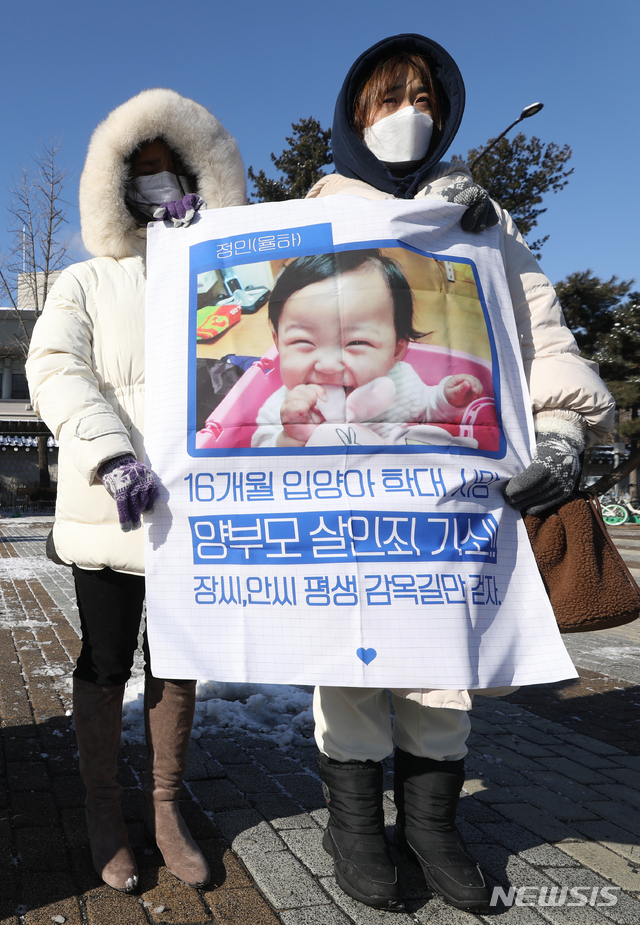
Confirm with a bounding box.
[306,34,615,914]
[26,89,246,892]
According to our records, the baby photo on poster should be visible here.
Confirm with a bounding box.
[191,244,501,456]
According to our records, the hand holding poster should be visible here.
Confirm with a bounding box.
[144,196,577,689]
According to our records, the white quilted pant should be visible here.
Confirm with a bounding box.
[314,686,471,762]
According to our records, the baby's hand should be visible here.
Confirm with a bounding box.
[277,384,327,447]
[444,374,483,408]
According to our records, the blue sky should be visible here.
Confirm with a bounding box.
[1,0,638,291]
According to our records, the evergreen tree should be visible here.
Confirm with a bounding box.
[456,134,573,256]
[251,119,572,255]
[555,271,634,355]
[556,271,640,442]
[248,117,332,202]
[590,292,640,442]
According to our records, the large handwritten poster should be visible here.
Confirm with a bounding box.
[144,197,577,689]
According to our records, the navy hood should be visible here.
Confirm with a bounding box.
[331,34,465,199]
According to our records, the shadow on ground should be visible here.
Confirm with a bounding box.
[2,675,640,920]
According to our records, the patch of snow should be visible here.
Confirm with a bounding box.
[120,678,314,748]
[0,619,54,629]
[594,646,640,659]
[29,666,67,677]
[0,557,63,579]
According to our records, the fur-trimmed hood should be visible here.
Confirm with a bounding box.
[79,88,246,258]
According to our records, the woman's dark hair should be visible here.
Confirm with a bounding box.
[268,249,422,341]
[123,137,198,226]
[352,52,443,154]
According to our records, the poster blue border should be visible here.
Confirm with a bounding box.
[187,226,506,460]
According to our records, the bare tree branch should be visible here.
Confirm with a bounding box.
[0,138,71,490]
[1,136,70,316]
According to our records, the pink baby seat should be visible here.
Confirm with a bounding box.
[196,343,499,451]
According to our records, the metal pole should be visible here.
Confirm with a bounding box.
[470,103,544,171]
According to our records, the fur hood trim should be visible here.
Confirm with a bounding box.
[79,88,246,258]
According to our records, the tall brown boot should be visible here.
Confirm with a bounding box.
[73,677,138,892]
[143,676,210,887]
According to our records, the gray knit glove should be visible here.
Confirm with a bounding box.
[504,432,582,515]
[98,454,159,532]
[436,179,499,232]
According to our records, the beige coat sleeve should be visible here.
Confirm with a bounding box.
[26,265,134,484]
[496,207,614,446]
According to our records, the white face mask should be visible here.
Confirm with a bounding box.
[131,171,191,210]
[363,107,434,164]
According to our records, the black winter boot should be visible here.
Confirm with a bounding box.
[394,747,490,911]
[318,754,402,910]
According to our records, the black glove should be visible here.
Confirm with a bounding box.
[437,179,499,232]
[504,432,582,515]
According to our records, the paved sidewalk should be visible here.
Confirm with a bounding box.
[1,518,640,925]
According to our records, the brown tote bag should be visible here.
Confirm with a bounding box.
[524,449,640,633]
[524,491,640,633]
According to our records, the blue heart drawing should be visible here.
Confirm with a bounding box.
[356,647,377,666]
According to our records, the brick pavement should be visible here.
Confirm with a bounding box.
[1,517,640,924]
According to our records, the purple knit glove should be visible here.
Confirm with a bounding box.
[98,454,159,532]
[153,194,205,227]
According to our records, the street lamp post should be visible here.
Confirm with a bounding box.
[470,102,544,171]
